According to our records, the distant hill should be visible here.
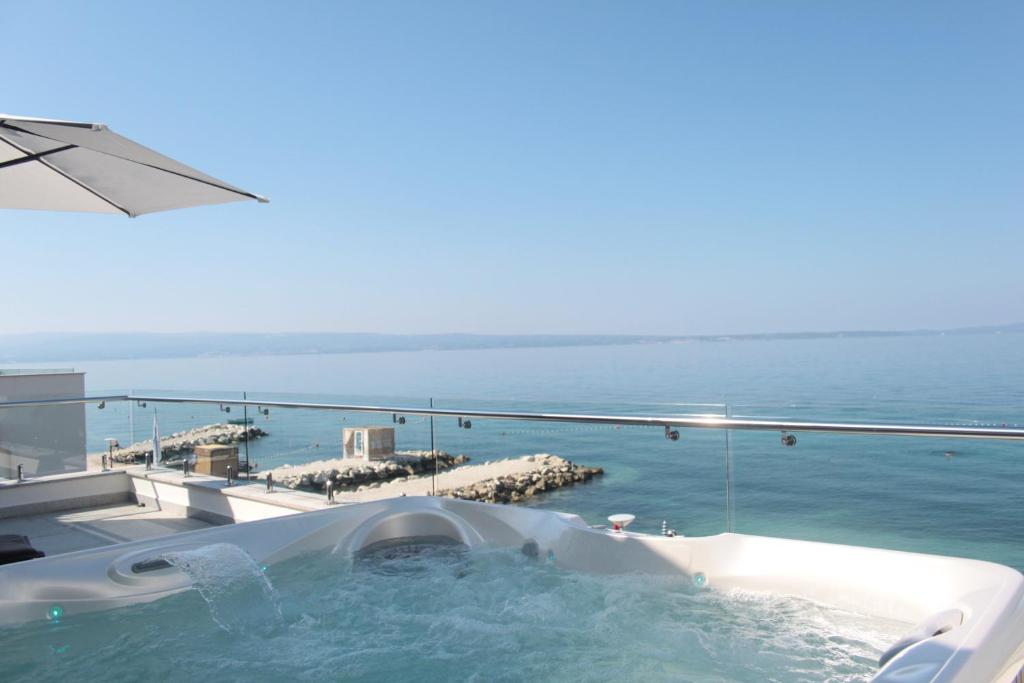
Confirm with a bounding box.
[0,325,1021,363]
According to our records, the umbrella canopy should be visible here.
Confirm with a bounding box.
[0,114,267,217]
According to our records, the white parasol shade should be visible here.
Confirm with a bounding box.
[0,114,267,216]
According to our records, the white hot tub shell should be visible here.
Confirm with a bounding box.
[0,496,1021,683]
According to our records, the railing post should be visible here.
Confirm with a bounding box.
[724,403,735,533]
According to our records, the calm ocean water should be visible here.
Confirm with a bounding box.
[66,334,1023,569]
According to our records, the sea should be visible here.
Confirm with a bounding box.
[45,333,1024,570]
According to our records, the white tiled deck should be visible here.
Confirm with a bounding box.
[0,503,219,557]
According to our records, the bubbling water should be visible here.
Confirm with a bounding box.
[3,543,907,682]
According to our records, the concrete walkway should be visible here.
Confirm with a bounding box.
[0,503,217,557]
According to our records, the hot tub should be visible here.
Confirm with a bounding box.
[1,497,1022,682]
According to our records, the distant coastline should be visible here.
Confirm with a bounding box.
[1,324,1022,364]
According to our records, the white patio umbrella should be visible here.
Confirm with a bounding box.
[0,113,267,216]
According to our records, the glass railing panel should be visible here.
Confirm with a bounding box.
[727,404,1024,571]
[239,392,434,484]
[84,389,132,465]
[1,399,99,479]
[432,398,730,536]
[103,389,247,477]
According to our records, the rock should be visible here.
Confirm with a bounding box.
[259,450,601,506]
[432,454,603,506]
[97,423,269,464]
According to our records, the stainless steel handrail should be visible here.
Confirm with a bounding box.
[128,395,1024,441]
[0,394,128,408]
[1,393,1022,441]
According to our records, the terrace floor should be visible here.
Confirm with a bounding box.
[0,503,219,557]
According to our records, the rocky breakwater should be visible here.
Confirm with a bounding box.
[439,454,603,504]
[261,450,470,491]
[103,423,268,464]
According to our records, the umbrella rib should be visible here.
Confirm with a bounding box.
[121,160,268,203]
[0,115,99,130]
[0,134,133,217]
[37,157,134,216]
[0,144,76,170]
[1,122,267,204]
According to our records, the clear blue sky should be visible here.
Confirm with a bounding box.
[3,1,1021,336]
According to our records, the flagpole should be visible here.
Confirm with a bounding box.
[242,391,250,480]
[151,410,161,470]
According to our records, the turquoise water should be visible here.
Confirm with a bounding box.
[63,333,1024,569]
[4,541,908,683]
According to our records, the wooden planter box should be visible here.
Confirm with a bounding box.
[192,444,239,477]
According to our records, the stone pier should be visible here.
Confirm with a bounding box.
[316,453,604,504]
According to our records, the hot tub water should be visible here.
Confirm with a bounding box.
[5,541,909,682]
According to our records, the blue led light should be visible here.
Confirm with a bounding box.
[693,572,707,588]
[47,604,64,622]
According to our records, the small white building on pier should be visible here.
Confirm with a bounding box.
[342,426,395,461]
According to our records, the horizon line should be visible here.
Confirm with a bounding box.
[1,323,1022,365]
[1,321,1022,339]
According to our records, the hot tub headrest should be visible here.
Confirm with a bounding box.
[878,608,964,669]
[339,508,484,555]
